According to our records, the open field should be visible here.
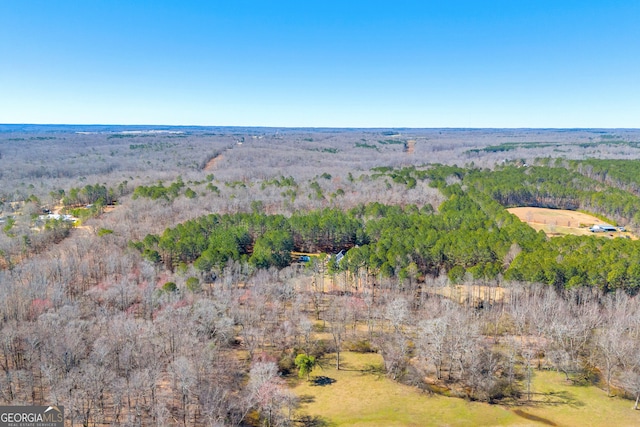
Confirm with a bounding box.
[433,284,507,304]
[507,207,633,238]
[294,352,640,427]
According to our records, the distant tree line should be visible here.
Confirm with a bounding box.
[464,163,640,226]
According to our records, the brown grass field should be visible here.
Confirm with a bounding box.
[293,352,640,427]
[507,207,633,238]
[434,284,507,304]
[204,153,224,170]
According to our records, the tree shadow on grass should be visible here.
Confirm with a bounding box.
[361,363,385,376]
[503,390,584,409]
[296,415,335,427]
[532,390,585,408]
[512,409,558,426]
[298,394,316,404]
[311,376,336,386]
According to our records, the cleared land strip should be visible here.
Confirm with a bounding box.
[507,207,633,238]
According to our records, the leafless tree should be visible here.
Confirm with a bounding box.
[325,297,348,370]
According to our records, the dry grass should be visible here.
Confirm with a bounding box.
[507,207,633,238]
[203,153,224,171]
[293,352,640,427]
[519,370,640,427]
[433,284,507,304]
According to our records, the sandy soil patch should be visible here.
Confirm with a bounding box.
[204,154,224,171]
[507,207,633,238]
[405,139,415,154]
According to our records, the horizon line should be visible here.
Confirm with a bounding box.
[1,123,639,131]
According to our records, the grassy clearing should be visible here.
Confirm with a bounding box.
[507,207,634,238]
[293,352,640,427]
[519,370,639,427]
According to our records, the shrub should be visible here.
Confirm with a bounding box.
[161,282,177,293]
[97,228,113,236]
[345,339,375,353]
[310,339,331,359]
[185,276,200,292]
[295,354,317,380]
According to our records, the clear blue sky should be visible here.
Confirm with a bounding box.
[1,1,639,127]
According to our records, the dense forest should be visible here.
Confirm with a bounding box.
[2,126,640,426]
[134,163,640,293]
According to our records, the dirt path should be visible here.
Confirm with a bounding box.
[204,154,224,171]
[405,139,415,154]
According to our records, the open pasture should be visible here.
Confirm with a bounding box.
[294,352,640,427]
[507,207,631,238]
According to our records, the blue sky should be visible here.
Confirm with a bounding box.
[1,1,639,127]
